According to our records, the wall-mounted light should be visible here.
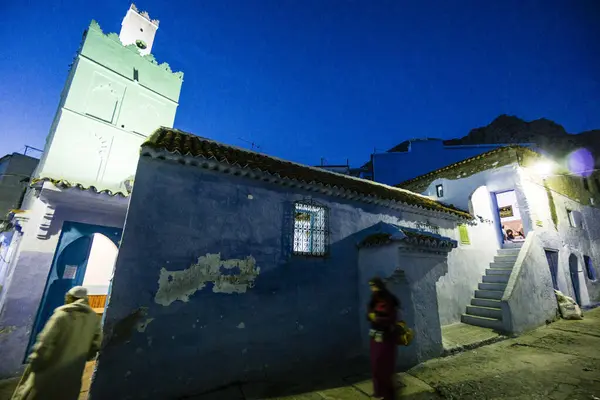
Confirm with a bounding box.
[532,161,554,177]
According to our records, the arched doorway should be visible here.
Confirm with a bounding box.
[569,254,581,305]
[27,222,121,356]
[82,233,119,313]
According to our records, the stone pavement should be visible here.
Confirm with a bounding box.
[1,308,599,399]
[194,308,600,399]
[441,322,507,356]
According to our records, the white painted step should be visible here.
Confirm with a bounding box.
[478,282,507,292]
[475,289,504,300]
[466,305,502,319]
[486,268,513,276]
[483,274,510,284]
[471,298,502,308]
[461,314,503,330]
[498,248,520,256]
[490,261,515,269]
[494,255,518,263]
[502,242,523,249]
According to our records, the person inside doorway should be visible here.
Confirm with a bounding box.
[496,191,526,243]
[505,228,515,241]
[367,277,399,400]
[11,286,102,400]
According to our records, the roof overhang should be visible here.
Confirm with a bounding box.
[356,221,458,254]
[35,180,129,214]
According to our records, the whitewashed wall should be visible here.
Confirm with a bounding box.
[438,185,500,325]
[422,163,600,319]
[519,168,600,305]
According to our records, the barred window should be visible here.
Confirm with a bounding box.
[293,201,328,256]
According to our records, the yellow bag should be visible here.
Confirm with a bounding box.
[395,321,414,346]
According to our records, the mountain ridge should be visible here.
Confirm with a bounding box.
[443,115,600,164]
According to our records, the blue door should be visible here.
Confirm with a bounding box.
[569,254,581,305]
[27,221,122,356]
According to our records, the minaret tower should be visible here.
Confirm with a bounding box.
[118,4,160,56]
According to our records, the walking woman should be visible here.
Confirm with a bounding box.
[367,277,399,400]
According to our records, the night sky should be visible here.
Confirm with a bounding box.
[1,0,599,166]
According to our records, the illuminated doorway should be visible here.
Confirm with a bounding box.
[494,190,525,244]
[27,222,121,357]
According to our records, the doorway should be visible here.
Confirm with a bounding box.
[27,221,121,356]
[569,254,582,305]
[82,233,119,313]
[494,190,525,243]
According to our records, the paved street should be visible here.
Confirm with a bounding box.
[186,307,600,399]
[1,307,599,399]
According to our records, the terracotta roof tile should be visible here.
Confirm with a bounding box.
[142,128,472,219]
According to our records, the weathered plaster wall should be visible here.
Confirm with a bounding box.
[423,163,600,328]
[406,252,447,361]
[90,156,462,399]
[358,245,399,353]
[519,168,600,306]
[501,232,557,333]
[0,196,125,378]
[437,185,499,326]
[357,244,449,366]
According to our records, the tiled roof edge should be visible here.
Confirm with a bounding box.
[357,227,458,250]
[31,177,130,198]
[141,128,473,220]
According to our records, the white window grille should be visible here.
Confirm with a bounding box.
[293,200,328,256]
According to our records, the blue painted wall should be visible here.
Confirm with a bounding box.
[372,141,520,186]
[91,156,422,399]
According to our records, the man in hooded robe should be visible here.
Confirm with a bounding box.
[12,286,102,400]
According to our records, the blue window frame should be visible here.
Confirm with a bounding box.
[293,200,328,256]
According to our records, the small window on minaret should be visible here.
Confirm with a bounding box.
[436,184,444,198]
[133,68,139,82]
[140,28,144,32]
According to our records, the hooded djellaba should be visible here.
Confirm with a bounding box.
[12,286,102,400]
[367,277,400,400]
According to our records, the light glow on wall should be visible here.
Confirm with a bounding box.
[532,161,554,177]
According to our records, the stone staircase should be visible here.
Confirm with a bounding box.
[461,243,522,331]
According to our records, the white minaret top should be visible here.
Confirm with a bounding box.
[118,4,159,56]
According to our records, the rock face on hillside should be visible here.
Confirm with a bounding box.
[443,115,600,164]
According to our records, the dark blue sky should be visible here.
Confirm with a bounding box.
[1,0,599,166]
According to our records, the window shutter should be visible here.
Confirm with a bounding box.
[458,224,470,245]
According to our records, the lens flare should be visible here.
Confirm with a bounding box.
[567,148,594,177]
